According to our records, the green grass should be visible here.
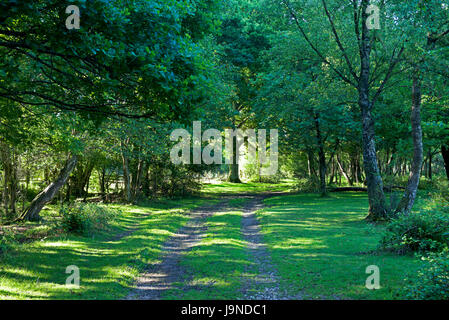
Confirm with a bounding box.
[162,204,248,299]
[201,180,296,195]
[0,182,431,300]
[257,192,422,299]
[0,197,208,299]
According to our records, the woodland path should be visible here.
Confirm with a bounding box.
[127,192,294,300]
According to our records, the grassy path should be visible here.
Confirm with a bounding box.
[240,196,284,299]
[156,194,286,300]
[0,182,423,300]
[127,199,229,299]
[153,189,423,300]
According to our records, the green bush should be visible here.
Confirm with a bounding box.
[243,161,282,183]
[294,178,320,193]
[60,203,118,236]
[380,211,449,254]
[405,250,449,300]
[434,180,449,204]
[0,228,16,255]
[149,162,202,198]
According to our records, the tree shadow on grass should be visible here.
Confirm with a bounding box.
[0,207,192,299]
[257,193,420,299]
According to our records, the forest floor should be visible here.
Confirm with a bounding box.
[0,182,423,299]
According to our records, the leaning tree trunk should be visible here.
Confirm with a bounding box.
[336,154,353,186]
[17,154,78,222]
[395,74,423,215]
[442,145,449,181]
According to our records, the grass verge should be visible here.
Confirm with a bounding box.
[257,192,422,299]
[0,197,208,299]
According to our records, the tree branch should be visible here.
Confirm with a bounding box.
[282,0,357,88]
[322,0,359,82]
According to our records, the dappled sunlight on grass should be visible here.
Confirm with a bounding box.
[0,198,206,299]
[201,180,296,196]
[0,186,428,300]
[258,192,423,299]
[272,238,328,250]
[162,210,250,299]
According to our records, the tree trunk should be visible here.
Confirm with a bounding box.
[70,159,94,198]
[314,113,327,195]
[142,164,150,196]
[336,154,353,186]
[99,166,106,195]
[361,105,388,220]
[307,149,317,178]
[150,164,159,196]
[131,159,145,202]
[442,145,449,181]
[385,150,394,176]
[0,142,18,218]
[307,151,312,177]
[121,140,131,202]
[359,20,388,219]
[228,164,240,183]
[17,154,78,222]
[395,74,423,215]
[329,159,336,184]
[83,177,90,202]
[228,134,241,183]
[355,155,362,184]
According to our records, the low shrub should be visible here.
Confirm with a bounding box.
[243,161,283,183]
[60,203,118,236]
[380,210,449,254]
[22,225,54,240]
[0,228,16,255]
[416,177,440,191]
[294,178,320,193]
[405,250,449,300]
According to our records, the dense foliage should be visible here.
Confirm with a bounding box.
[380,209,449,254]
[0,0,449,300]
[405,250,449,299]
[60,203,118,236]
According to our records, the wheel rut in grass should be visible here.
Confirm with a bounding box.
[240,195,283,299]
[127,191,299,300]
[240,194,301,300]
[127,199,229,300]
